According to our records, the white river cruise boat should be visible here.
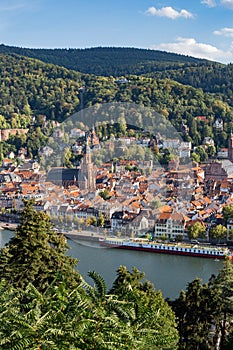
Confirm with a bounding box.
[99,238,233,260]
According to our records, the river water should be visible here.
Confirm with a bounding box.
[0,230,223,299]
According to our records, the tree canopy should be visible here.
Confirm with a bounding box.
[0,200,80,291]
[0,201,179,349]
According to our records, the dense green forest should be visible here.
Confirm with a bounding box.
[145,62,233,107]
[0,201,233,349]
[0,52,233,160]
[2,44,233,110]
[0,44,205,76]
[0,54,83,123]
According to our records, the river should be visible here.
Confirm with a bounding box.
[0,229,223,299]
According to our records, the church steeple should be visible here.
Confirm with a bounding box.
[78,135,96,192]
[83,136,91,165]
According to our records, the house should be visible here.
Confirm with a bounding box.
[195,116,208,123]
[17,160,40,173]
[69,128,86,139]
[154,211,188,239]
[217,148,228,159]
[111,211,124,231]
[205,162,229,181]
[127,214,149,236]
[203,137,215,146]
[180,122,189,134]
[2,159,14,169]
[214,119,223,131]
[0,128,28,142]
[53,128,64,139]
[161,139,180,149]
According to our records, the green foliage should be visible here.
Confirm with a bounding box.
[171,278,216,350]
[0,200,80,291]
[211,224,227,242]
[187,222,206,240]
[110,266,179,349]
[171,258,233,350]
[0,53,82,121]
[97,213,105,227]
[0,52,233,161]
[99,189,111,200]
[223,205,233,223]
[0,267,179,350]
[194,146,208,162]
[0,45,204,76]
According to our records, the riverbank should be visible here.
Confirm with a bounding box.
[63,230,104,242]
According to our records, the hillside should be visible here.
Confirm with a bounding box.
[0,53,84,122]
[144,62,233,106]
[0,44,207,76]
[1,44,233,105]
[0,53,232,156]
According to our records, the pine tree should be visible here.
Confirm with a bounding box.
[0,200,80,291]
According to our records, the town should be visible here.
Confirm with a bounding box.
[1,118,233,246]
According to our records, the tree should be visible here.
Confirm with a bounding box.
[0,279,97,350]
[211,224,227,243]
[195,146,208,162]
[171,278,217,350]
[191,151,200,163]
[109,266,179,349]
[207,144,216,158]
[222,205,233,224]
[211,258,233,349]
[99,189,111,200]
[98,213,105,227]
[0,200,80,291]
[86,216,97,226]
[187,222,206,240]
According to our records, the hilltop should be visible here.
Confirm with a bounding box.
[0,44,208,76]
[0,54,233,159]
[1,44,233,106]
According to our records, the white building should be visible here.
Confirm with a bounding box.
[154,212,187,239]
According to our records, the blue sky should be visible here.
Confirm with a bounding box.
[1,0,233,63]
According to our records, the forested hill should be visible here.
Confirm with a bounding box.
[1,44,233,104]
[0,54,84,122]
[144,62,233,106]
[0,44,207,76]
[0,52,233,151]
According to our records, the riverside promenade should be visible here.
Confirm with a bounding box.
[62,229,105,242]
[0,221,108,242]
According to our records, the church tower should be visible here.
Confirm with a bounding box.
[228,131,233,162]
[78,139,96,192]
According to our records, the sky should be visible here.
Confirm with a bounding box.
[1,0,233,63]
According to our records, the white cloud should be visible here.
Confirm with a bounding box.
[214,27,233,37]
[150,37,233,63]
[221,0,233,8]
[145,6,194,19]
[201,0,217,7]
